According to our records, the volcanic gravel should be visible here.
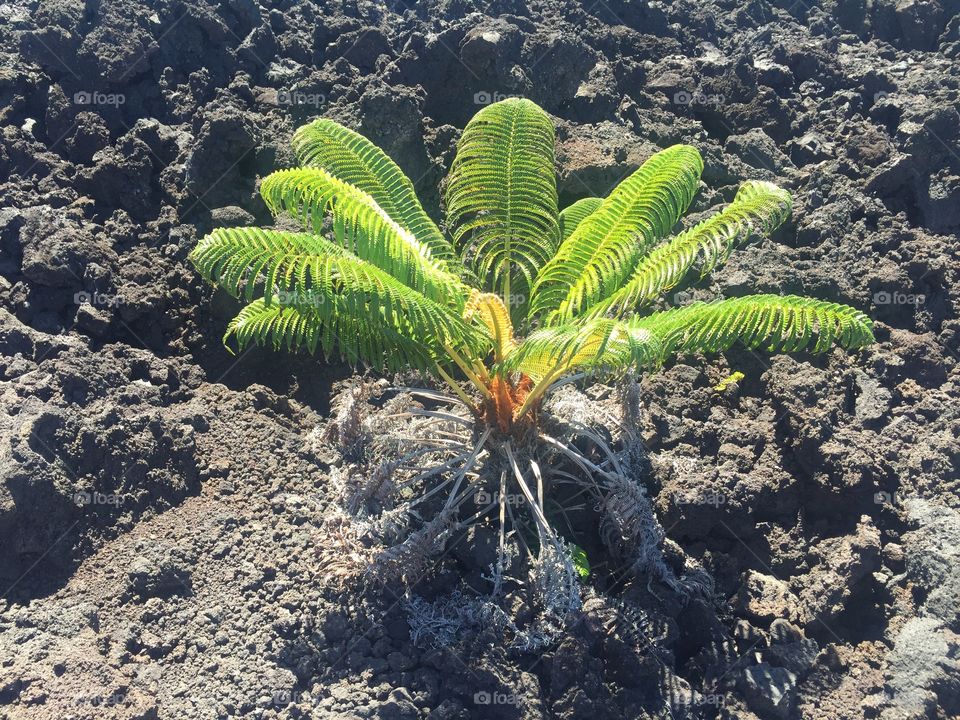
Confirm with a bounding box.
[1,0,959,718]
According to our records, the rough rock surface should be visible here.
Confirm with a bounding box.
[1,0,959,718]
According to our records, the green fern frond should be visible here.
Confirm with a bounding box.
[464,291,515,363]
[501,317,664,383]
[530,145,704,325]
[632,294,875,356]
[259,168,464,306]
[583,181,792,319]
[292,118,457,265]
[190,227,337,303]
[559,197,603,243]
[225,298,445,372]
[226,298,323,353]
[445,98,560,313]
[189,227,484,371]
[505,293,872,385]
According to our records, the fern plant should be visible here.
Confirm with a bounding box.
[190,99,873,632]
[191,97,872,437]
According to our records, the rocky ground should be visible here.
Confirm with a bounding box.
[1,0,959,718]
